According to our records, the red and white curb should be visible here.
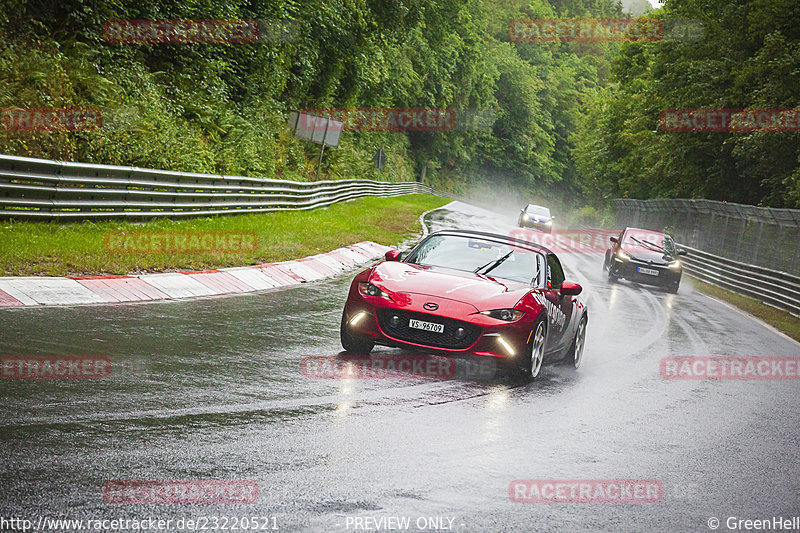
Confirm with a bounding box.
[0,241,391,307]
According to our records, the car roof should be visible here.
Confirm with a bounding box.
[623,227,667,236]
[426,229,553,255]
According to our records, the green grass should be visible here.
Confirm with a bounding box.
[0,194,450,277]
[693,279,800,343]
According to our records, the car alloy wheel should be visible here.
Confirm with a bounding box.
[530,320,546,379]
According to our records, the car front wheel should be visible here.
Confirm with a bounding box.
[529,320,546,378]
[511,318,546,380]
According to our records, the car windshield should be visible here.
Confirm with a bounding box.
[525,205,550,217]
[406,235,543,285]
[622,231,676,254]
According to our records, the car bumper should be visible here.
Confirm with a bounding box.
[520,220,552,232]
[342,299,534,361]
[610,258,681,286]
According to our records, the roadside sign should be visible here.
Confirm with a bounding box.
[289,112,342,147]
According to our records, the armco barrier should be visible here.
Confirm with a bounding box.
[614,198,800,277]
[679,244,800,316]
[0,155,432,219]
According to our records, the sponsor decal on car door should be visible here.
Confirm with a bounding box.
[545,254,574,350]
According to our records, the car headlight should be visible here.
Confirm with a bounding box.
[522,214,529,221]
[544,220,552,226]
[358,282,390,298]
[479,309,525,321]
[669,260,681,270]
[615,251,631,261]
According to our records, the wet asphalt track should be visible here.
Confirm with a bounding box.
[1,201,800,532]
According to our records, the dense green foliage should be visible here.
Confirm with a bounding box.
[2,0,796,207]
[574,0,800,207]
[0,0,620,200]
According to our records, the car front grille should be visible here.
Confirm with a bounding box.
[624,261,674,283]
[629,258,668,268]
[375,309,481,349]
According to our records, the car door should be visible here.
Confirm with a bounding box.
[544,253,575,351]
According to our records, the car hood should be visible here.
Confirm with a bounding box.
[369,261,531,311]
[622,246,673,265]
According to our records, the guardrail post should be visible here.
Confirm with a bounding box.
[720,215,729,256]
[706,211,715,252]
[753,221,764,263]
[734,217,745,259]
[771,223,782,267]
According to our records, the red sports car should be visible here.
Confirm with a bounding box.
[340,230,588,379]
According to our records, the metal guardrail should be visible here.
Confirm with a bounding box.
[679,244,800,317]
[614,198,800,317]
[614,198,800,277]
[0,154,432,219]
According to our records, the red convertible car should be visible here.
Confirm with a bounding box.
[340,230,588,379]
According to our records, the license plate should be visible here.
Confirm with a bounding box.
[409,319,444,333]
[637,267,659,276]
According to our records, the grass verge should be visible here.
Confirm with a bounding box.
[0,194,450,277]
[692,279,800,343]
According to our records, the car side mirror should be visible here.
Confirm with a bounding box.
[384,250,402,262]
[550,215,556,220]
[677,248,688,256]
[560,281,582,296]
[610,236,618,244]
